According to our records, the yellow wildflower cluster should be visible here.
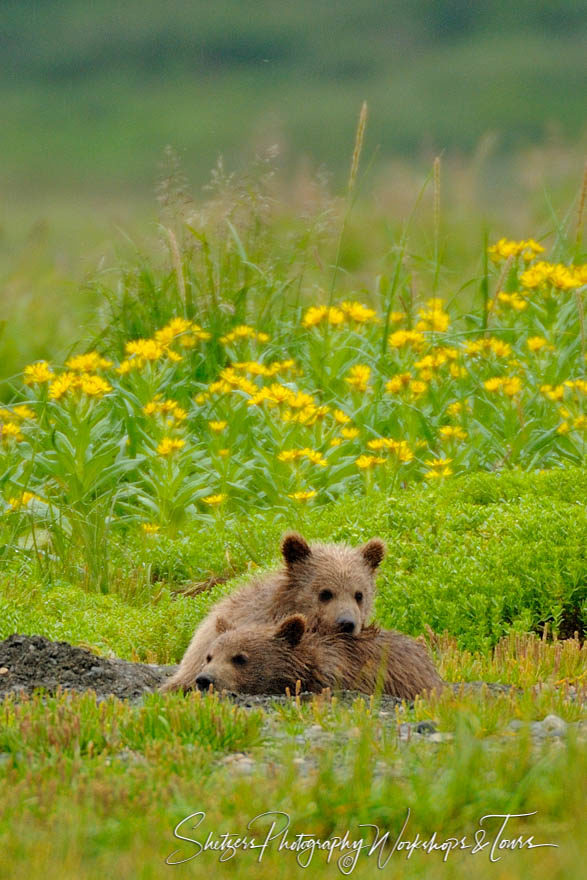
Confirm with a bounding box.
[287,490,317,502]
[1,422,24,443]
[143,396,188,422]
[23,361,54,385]
[464,338,512,358]
[526,337,552,353]
[141,523,160,534]
[366,438,414,462]
[388,329,426,351]
[490,291,528,312]
[156,437,186,456]
[8,491,43,510]
[414,347,462,380]
[208,420,227,433]
[446,400,470,417]
[232,359,296,377]
[154,317,210,348]
[520,262,587,292]
[345,364,371,392]
[416,298,450,333]
[202,493,227,506]
[118,318,210,373]
[0,405,35,422]
[356,454,386,470]
[385,372,412,393]
[302,301,377,329]
[488,238,545,262]
[484,376,523,397]
[48,372,112,401]
[439,426,467,441]
[65,352,112,372]
[278,448,328,467]
[282,405,330,426]
[424,457,453,479]
[220,325,269,345]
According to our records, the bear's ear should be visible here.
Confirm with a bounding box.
[281,532,312,567]
[215,616,231,634]
[275,614,306,647]
[360,538,386,570]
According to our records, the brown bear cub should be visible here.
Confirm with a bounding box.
[161,532,385,693]
[194,615,443,700]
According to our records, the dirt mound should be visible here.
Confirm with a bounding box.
[0,634,176,700]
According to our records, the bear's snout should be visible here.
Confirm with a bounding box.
[336,615,357,635]
[195,674,214,691]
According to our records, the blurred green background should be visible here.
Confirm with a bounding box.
[1,0,586,381]
[2,0,586,191]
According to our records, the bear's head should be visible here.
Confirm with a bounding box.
[195,615,308,695]
[278,532,385,636]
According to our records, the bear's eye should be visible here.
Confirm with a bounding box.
[319,589,334,603]
[206,654,212,664]
[355,591,363,603]
[231,653,248,666]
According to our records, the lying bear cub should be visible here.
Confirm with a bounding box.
[193,615,443,700]
[162,531,386,693]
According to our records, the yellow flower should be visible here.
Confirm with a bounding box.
[502,377,522,397]
[13,406,36,420]
[220,325,269,344]
[333,409,351,424]
[330,438,342,447]
[416,298,450,333]
[125,339,165,361]
[156,437,186,456]
[341,427,359,440]
[446,401,464,417]
[390,311,405,324]
[496,291,528,311]
[141,523,160,534]
[23,361,54,384]
[388,330,426,351]
[345,364,371,392]
[209,420,227,432]
[8,491,42,509]
[340,301,377,323]
[278,448,327,467]
[464,338,511,358]
[439,426,467,441]
[356,454,386,470]
[385,372,412,393]
[302,306,327,328]
[424,467,453,479]
[218,448,230,458]
[288,490,317,502]
[425,457,453,469]
[48,372,79,401]
[573,415,586,430]
[78,375,112,398]
[540,384,565,402]
[327,307,345,326]
[202,493,227,506]
[526,336,549,353]
[66,352,112,372]
[488,238,544,262]
[520,261,586,292]
[556,422,570,435]
[409,380,428,397]
[1,422,24,442]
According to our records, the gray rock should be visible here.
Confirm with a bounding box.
[542,714,567,736]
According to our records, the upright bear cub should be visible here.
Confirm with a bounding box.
[161,532,385,693]
[194,614,443,700]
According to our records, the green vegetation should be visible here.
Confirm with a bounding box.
[0,468,585,659]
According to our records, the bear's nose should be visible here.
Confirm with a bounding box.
[336,616,357,634]
[195,675,214,691]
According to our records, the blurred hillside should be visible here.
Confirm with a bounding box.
[1,0,586,192]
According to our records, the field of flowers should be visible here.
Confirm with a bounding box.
[1,239,586,550]
[0,219,585,591]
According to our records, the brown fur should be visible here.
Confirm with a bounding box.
[192,615,443,701]
[161,532,385,693]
